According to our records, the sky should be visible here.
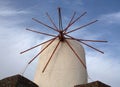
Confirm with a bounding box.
[0,0,120,87]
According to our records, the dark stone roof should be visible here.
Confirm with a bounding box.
[0,74,111,87]
[74,80,111,87]
[0,74,38,87]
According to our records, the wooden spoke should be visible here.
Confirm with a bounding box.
[66,20,98,34]
[20,8,107,73]
[26,28,56,37]
[58,7,63,31]
[65,35,104,54]
[65,35,107,43]
[42,40,61,73]
[65,40,86,69]
[46,12,59,31]
[80,41,104,54]
[78,39,108,43]
[68,12,76,25]
[20,38,55,54]
[32,18,58,32]
[64,12,87,33]
[70,12,87,25]
[64,12,76,32]
[28,37,57,64]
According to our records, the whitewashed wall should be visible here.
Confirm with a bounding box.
[34,39,87,87]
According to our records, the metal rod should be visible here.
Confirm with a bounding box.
[46,12,59,31]
[42,40,61,73]
[32,18,58,32]
[65,40,86,69]
[64,12,76,32]
[66,20,98,34]
[20,38,55,54]
[26,28,56,37]
[28,37,57,64]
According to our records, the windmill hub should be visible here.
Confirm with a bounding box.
[58,30,65,41]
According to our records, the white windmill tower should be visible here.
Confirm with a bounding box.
[20,7,107,87]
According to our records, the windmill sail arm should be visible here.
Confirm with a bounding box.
[64,12,87,33]
[32,18,58,32]
[69,12,87,28]
[20,38,55,54]
[46,12,59,31]
[26,28,56,37]
[65,35,107,43]
[42,40,61,73]
[65,35,104,54]
[80,41,104,54]
[71,12,87,25]
[66,20,98,34]
[28,37,58,64]
[66,37,107,43]
[58,7,63,30]
[65,39,86,69]
[78,39,108,42]
[63,11,76,32]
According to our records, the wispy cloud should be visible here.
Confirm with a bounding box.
[0,0,37,79]
[0,20,41,80]
[0,4,30,16]
[0,0,29,16]
[0,9,29,16]
[99,12,120,24]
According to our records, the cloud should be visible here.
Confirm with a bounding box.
[0,21,38,78]
[0,1,119,87]
[0,19,44,80]
[99,12,120,24]
[0,3,30,17]
[0,0,29,16]
[0,9,29,16]
[86,51,120,87]
[0,0,39,80]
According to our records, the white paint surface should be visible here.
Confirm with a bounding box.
[34,39,87,87]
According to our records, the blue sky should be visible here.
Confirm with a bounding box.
[0,0,120,87]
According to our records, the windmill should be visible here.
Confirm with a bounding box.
[20,7,107,87]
